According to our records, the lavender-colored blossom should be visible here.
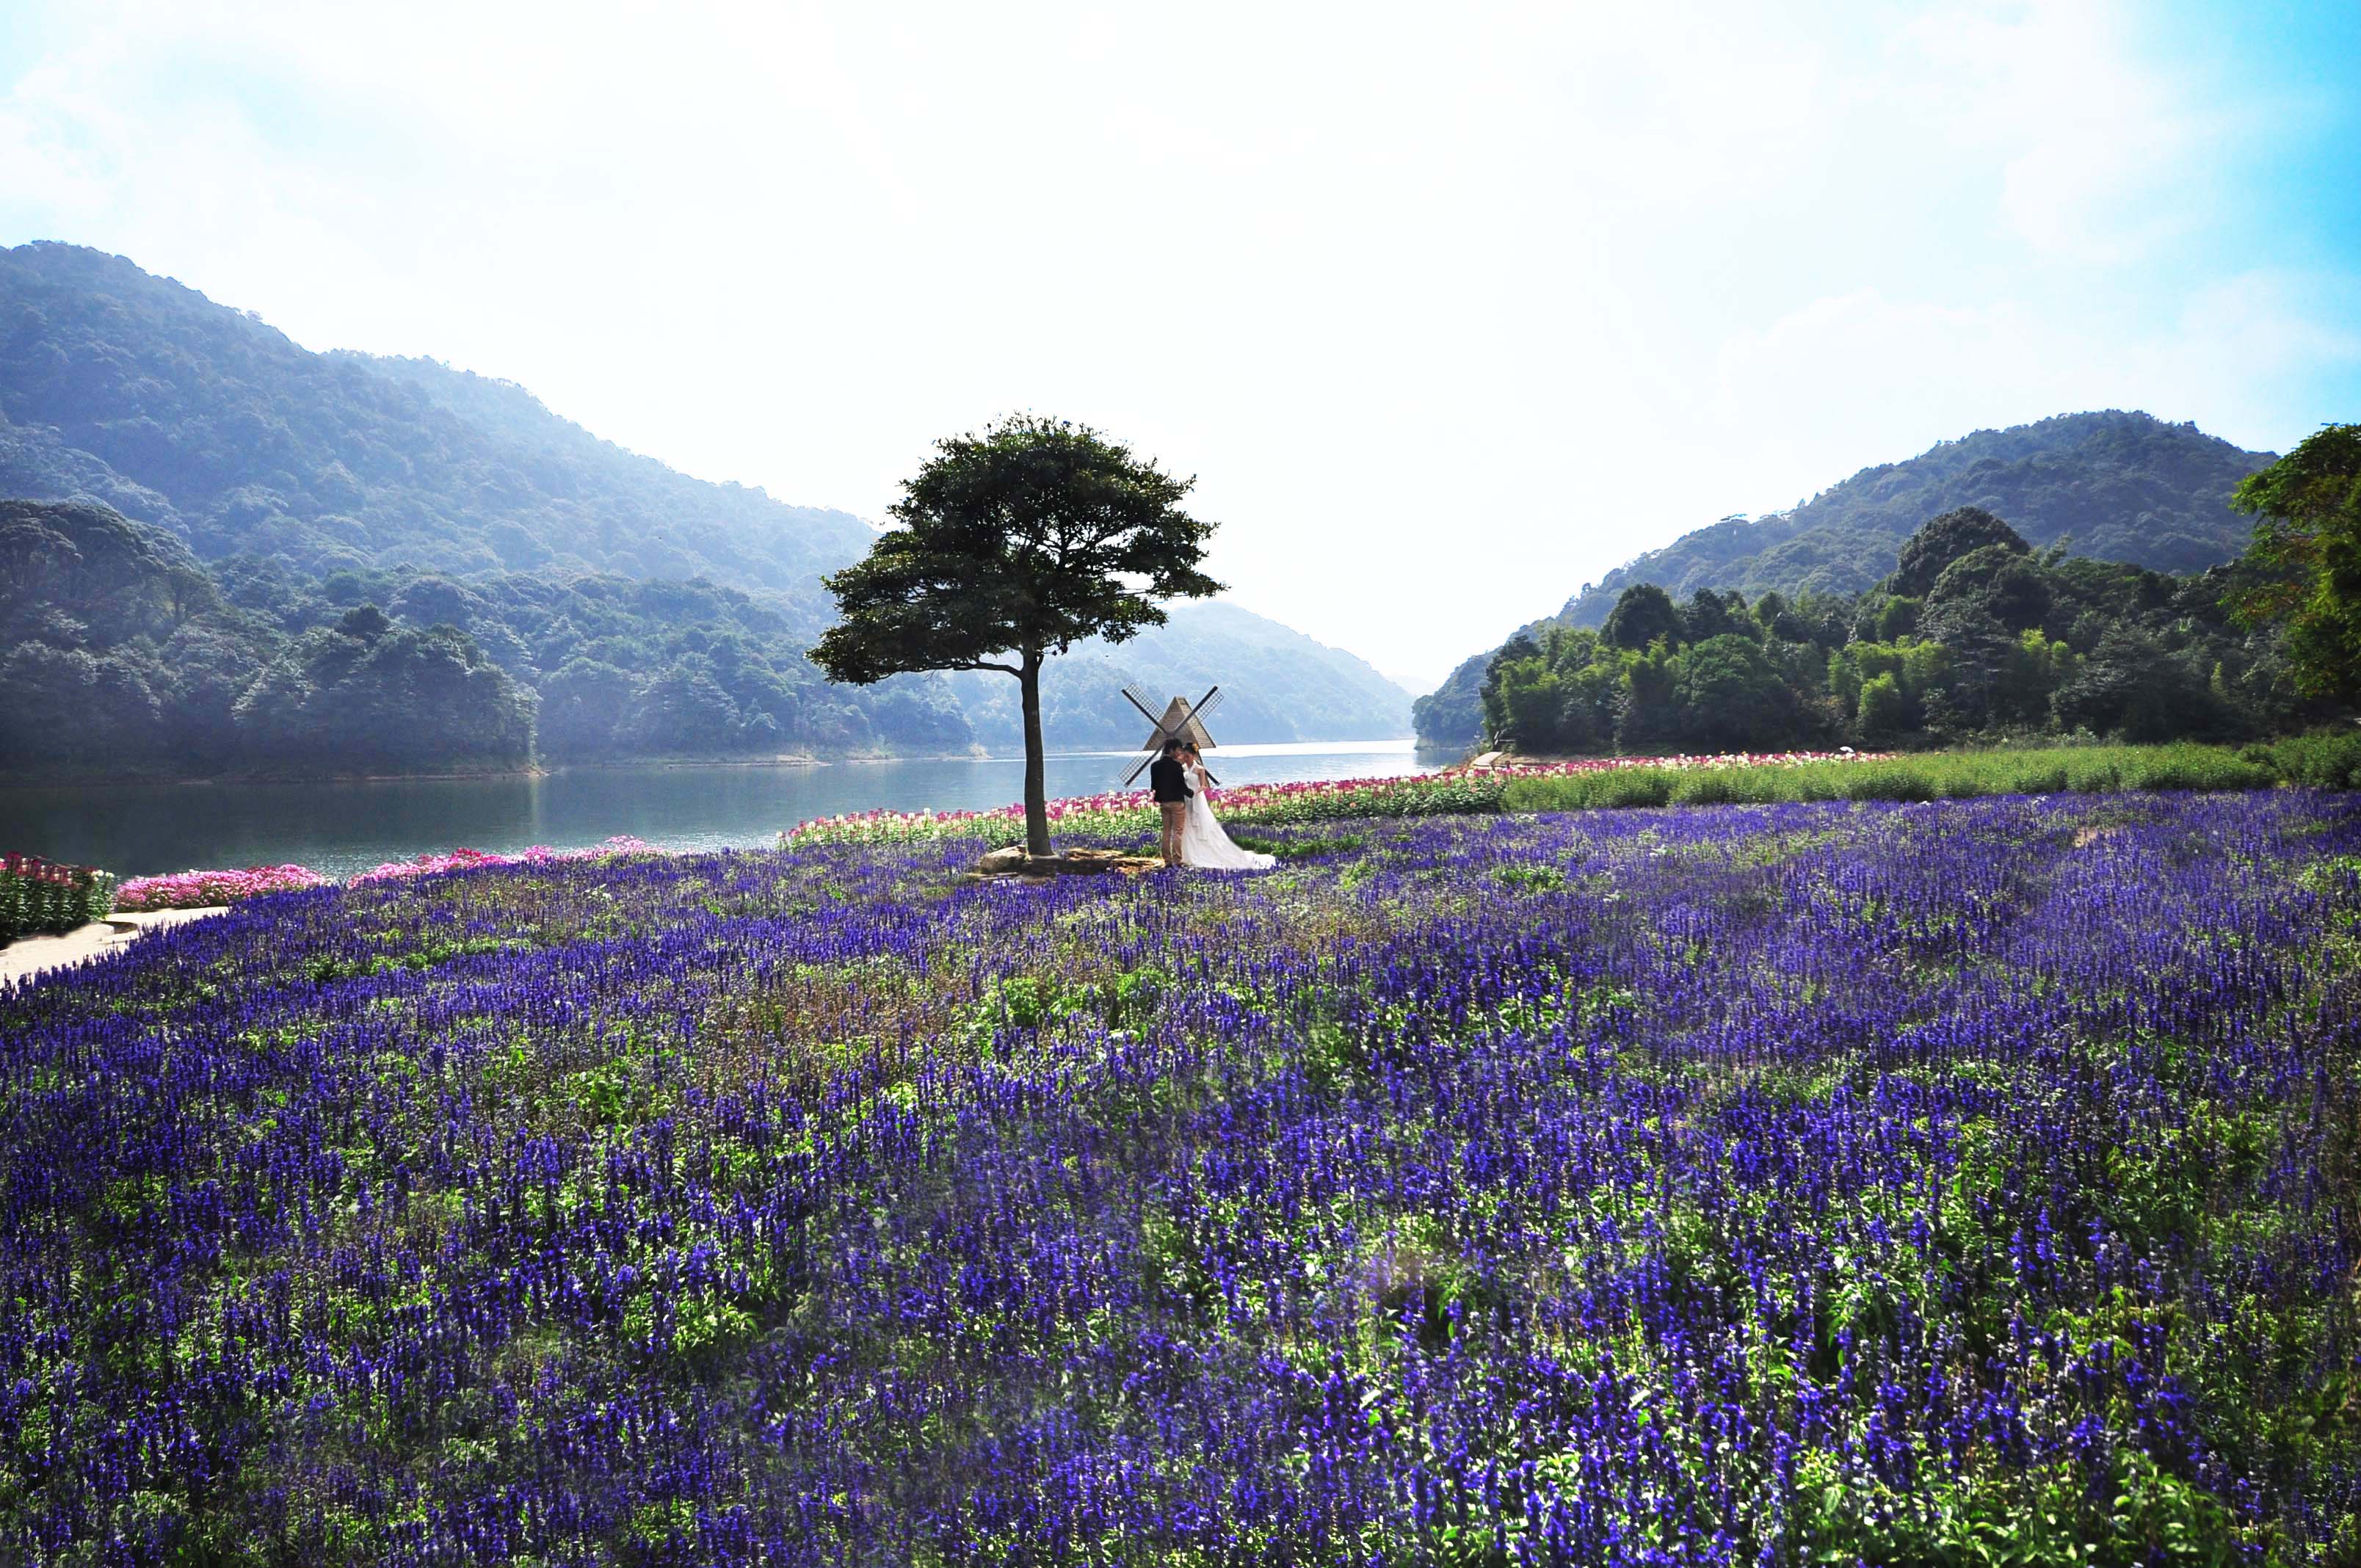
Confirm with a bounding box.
[0,792,2354,1563]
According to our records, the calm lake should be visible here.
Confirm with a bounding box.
[0,741,1433,879]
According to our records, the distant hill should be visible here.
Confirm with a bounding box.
[1554,411,2268,628]
[1414,412,2273,750]
[0,242,1407,768]
[947,600,1411,753]
[0,243,874,599]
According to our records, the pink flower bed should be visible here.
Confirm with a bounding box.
[115,865,336,911]
[348,837,653,886]
[114,838,657,909]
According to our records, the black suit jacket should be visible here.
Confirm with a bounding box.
[1148,756,1193,803]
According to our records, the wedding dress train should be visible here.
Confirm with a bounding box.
[1179,772,1276,871]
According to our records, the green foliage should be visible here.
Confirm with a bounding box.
[1225,832,1369,863]
[2230,423,2361,700]
[1929,540,2051,631]
[232,609,533,774]
[1840,761,1938,801]
[1498,743,2293,815]
[1671,633,1801,749]
[1802,1448,2246,1567]
[2245,729,2361,790]
[1600,581,1684,650]
[1462,509,2340,758]
[1857,670,1912,741]
[1891,505,2031,596]
[1225,774,1511,826]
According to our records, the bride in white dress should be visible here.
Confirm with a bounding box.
[1177,744,1276,871]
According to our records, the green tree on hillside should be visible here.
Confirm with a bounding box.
[1602,584,1685,650]
[1889,506,2029,596]
[810,416,1221,857]
[2230,423,2361,698]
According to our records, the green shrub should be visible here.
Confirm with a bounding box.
[2063,755,2127,792]
[2127,747,2277,793]
[1669,771,1741,805]
[1841,764,1935,802]
[2008,761,2071,795]
[1592,770,1675,808]
[2263,729,2361,789]
[1472,739,2354,825]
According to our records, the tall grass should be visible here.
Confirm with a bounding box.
[1498,740,2316,815]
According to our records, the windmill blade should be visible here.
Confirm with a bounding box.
[1118,683,1163,725]
[1192,688,1227,728]
[1115,688,1183,790]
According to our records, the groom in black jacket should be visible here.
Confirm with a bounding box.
[1150,736,1192,870]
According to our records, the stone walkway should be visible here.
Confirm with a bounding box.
[0,907,229,989]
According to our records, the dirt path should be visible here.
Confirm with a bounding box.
[0,907,229,990]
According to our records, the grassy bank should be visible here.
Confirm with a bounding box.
[1501,734,2360,813]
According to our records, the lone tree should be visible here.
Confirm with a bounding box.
[810,415,1222,856]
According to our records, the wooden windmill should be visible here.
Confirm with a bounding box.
[1117,682,1225,787]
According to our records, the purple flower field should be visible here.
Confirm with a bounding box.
[1,791,2357,1564]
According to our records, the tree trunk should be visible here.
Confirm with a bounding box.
[1020,647,1051,857]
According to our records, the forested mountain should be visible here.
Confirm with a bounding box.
[1415,412,2274,749]
[0,243,874,592]
[1447,507,2343,759]
[0,242,1407,776]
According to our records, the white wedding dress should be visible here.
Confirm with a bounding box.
[1179,765,1276,871]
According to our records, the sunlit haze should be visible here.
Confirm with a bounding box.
[4,1,2357,689]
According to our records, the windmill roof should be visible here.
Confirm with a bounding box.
[1140,696,1216,750]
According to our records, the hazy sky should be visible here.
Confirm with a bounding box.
[4,2,2357,690]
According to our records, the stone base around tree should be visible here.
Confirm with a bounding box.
[965,845,1163,882]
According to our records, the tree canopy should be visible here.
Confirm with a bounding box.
[2230,423,2361,700]
[1468,507,2347,758]
[1890,507,2030,597]
[1600,583,1684,650]
[812,417,1221,854]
